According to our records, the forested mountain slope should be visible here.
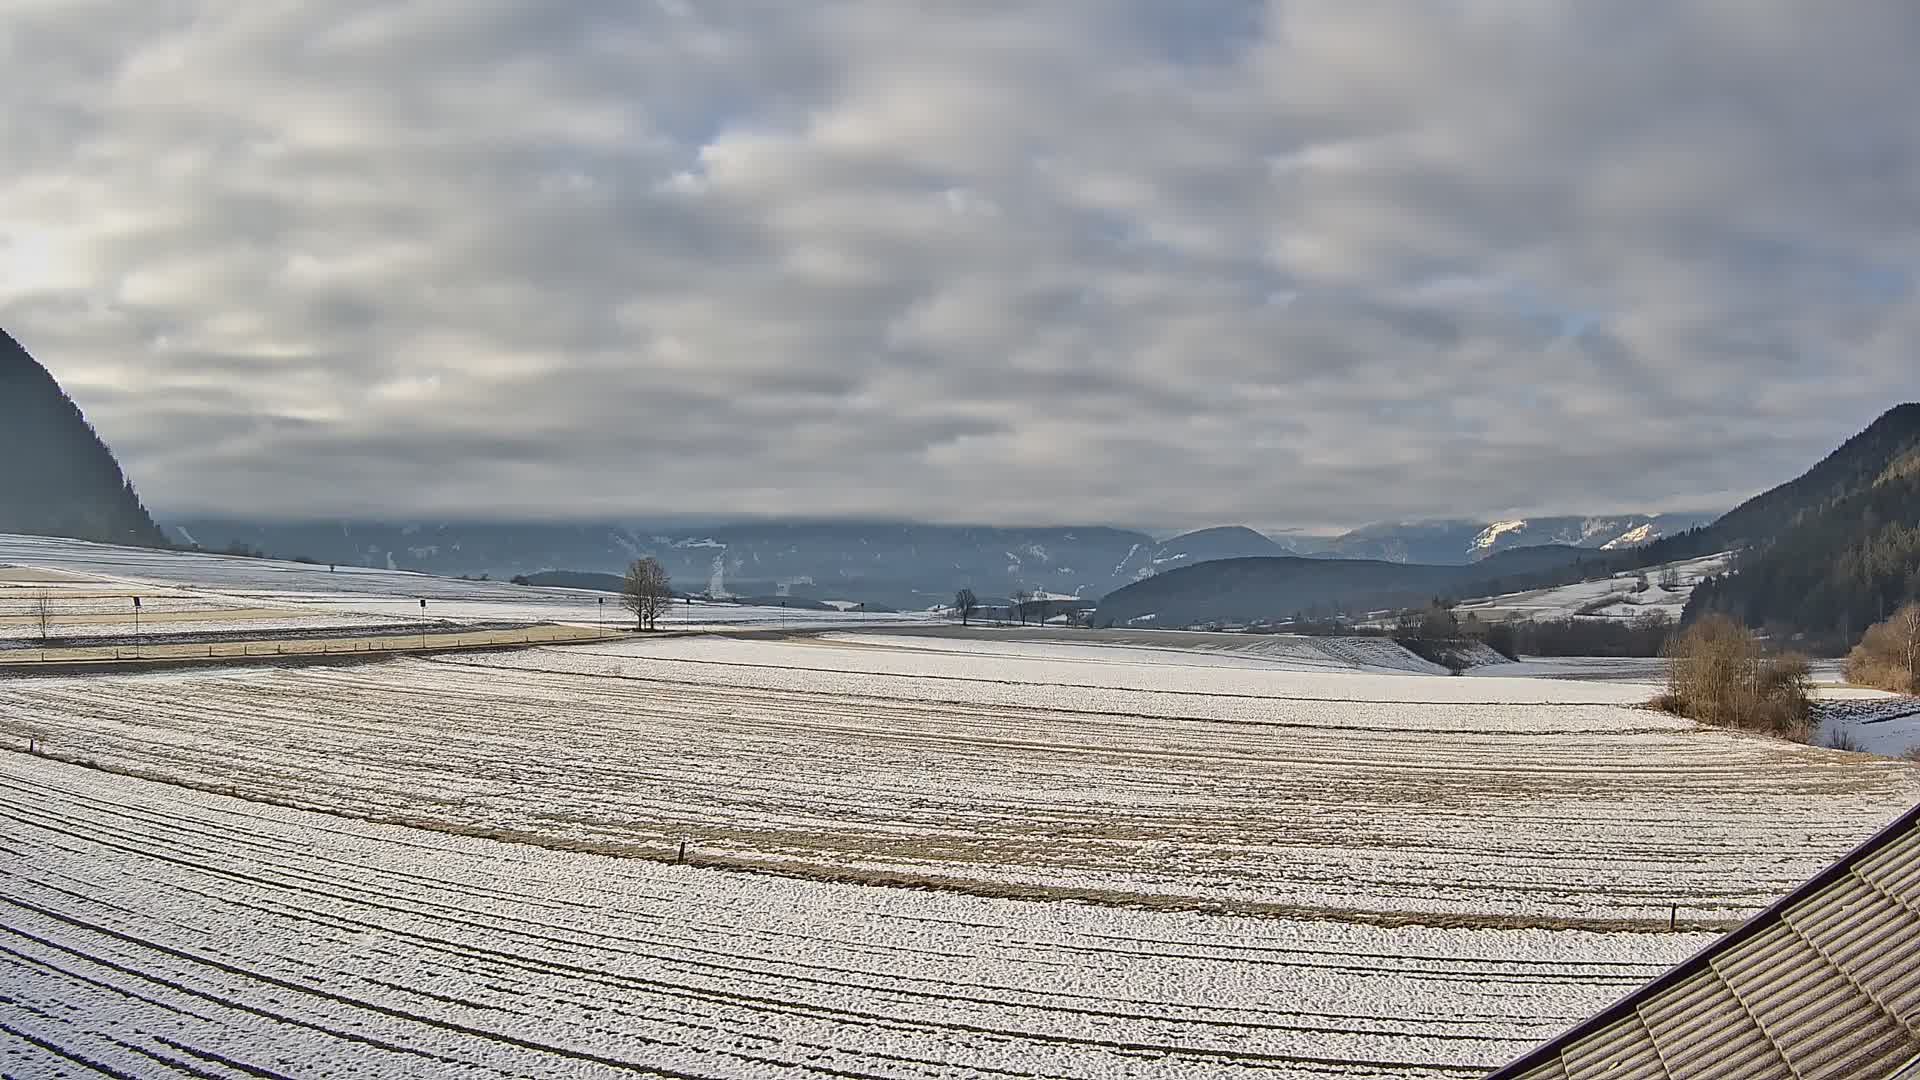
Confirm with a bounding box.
[1672,404,1920,647]
[0,328,165,547]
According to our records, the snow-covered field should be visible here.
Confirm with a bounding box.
[1453,552,1733,623]
[0,533,933,635]
[6,536,1920,1077]
[820,626,1465,676]
[7,633,1915,928]
[0,753,1704,1079]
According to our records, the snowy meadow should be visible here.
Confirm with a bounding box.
[3,537,1919,1078]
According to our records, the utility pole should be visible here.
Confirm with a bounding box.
[419,598,428,650]
[598,596,605,634]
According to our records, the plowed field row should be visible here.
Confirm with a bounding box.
[0,754,1699,1079]
[6,636,1916,923]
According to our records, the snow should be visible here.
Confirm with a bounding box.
[1600,522,1658,549]
[1453,552,1733,623]
[0,533,933,634]
[5,533,1918,1076]
[9,631,1916,927]
[0,753,1707,1078]
[1469,519,1530,554]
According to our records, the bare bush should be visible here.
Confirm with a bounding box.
[1658,615,1813,740]
[1823,727,1864,753]
[1845,602,1920,694]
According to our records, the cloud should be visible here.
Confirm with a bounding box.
[3,0,1916,529]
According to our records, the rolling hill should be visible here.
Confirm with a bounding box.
[1090,545,1593,628]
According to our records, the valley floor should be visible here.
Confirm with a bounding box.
[5,535,1920,1077]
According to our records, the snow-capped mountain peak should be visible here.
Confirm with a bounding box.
[1468,520,1531,554]
[1600,522,1658,549]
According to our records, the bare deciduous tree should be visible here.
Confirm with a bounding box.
[953,588,978,627]
[34,590,52,643]
[1658,614,1812,739]
[1011,590,1030,626]
[622,557,672,631]
[1846,602,1920,694]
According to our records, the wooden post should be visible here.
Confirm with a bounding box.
[677,840,687,865]
[1669,904,1677,931]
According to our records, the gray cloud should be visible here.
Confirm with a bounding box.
[3,1,1916,530]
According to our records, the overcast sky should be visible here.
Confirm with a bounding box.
[4,2,1916,530]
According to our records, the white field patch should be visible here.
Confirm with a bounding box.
[818,628,1454,675]
[0,570,404,647]
[1453,552,1734,623]
[6,633,1917,927]
[0,612,399,643]
[0,754,1709,1079]
[0,533,933,633]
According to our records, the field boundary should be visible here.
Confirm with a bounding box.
[0,626,696,676]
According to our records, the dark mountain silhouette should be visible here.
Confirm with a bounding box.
[1680,404,1920,647]
[1,328,165,547]
[1659,403,1920,558]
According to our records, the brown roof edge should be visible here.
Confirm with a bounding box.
[1485,799,1920,1079]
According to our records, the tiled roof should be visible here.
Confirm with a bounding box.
[1489,803,1920,1080]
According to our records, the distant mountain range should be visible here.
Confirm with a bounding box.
[1,328,165,547]
[1309,514,1717,564]
[159,514,1702,611]
[164,519,1158,609]
[1097,405,1920,642]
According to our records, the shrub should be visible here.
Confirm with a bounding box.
[1657,614,1813,740]
[1845,603,1920,694]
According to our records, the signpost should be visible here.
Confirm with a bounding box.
[132,595,141,657]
